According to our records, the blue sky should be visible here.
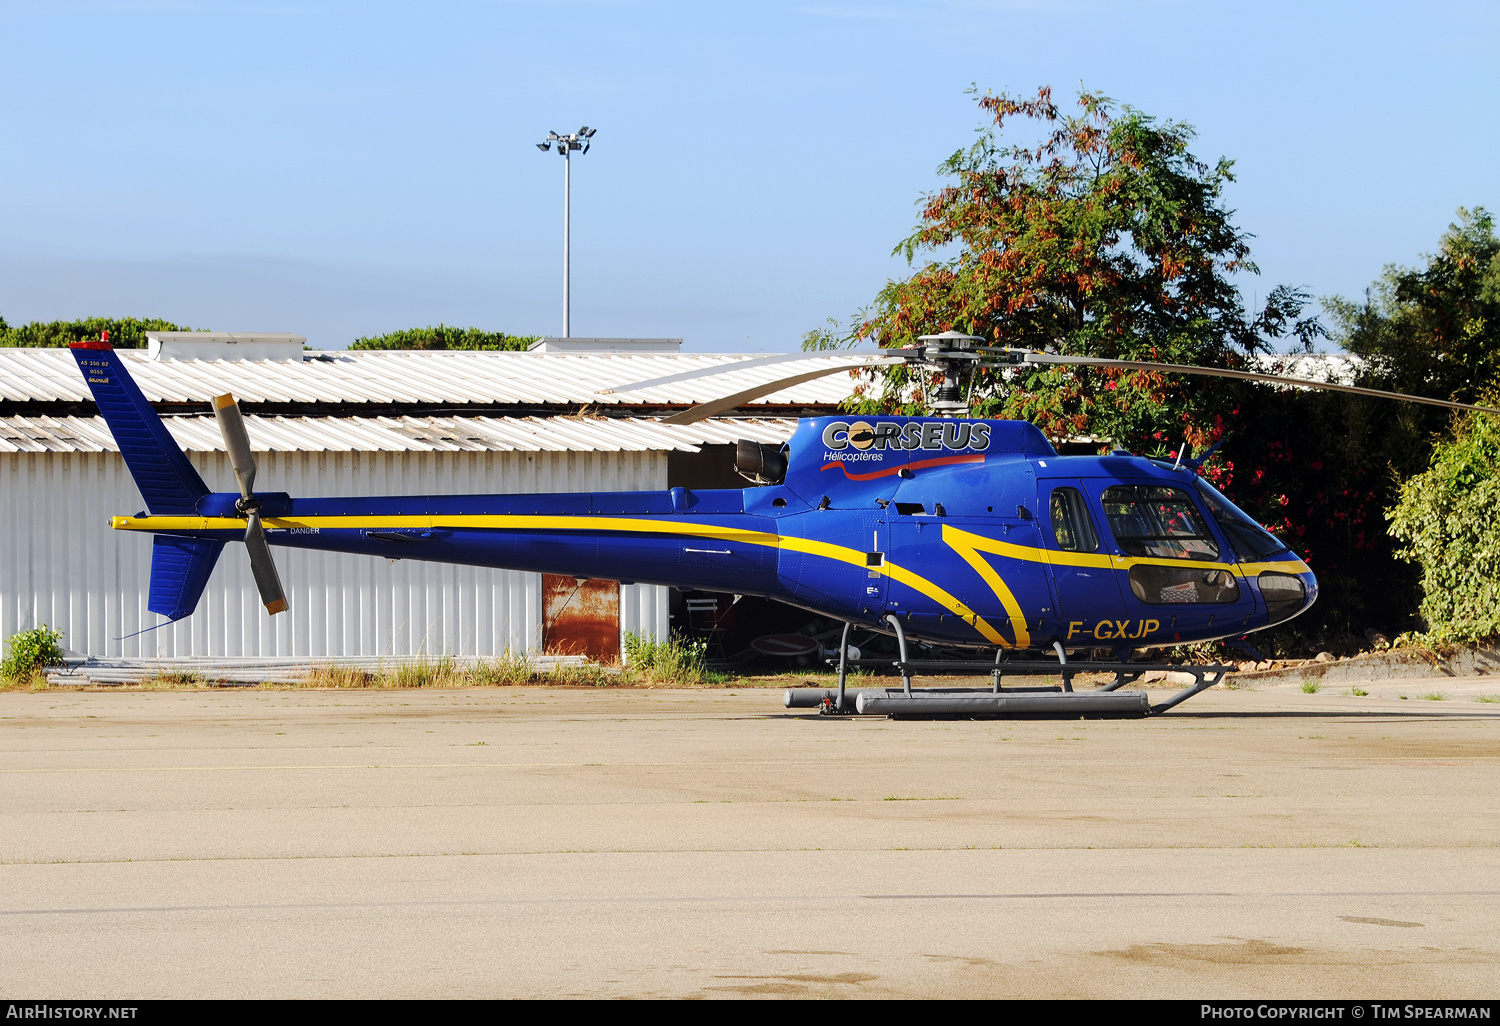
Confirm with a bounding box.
[0,1,1495,351]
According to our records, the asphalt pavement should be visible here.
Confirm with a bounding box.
[2,682,1497,998]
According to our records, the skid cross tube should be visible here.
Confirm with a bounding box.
[1052,641,1074,692]
[835,620,853,713]
[884,613,913,696]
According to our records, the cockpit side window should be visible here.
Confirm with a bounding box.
[1100,485,1220,561]
[1192,478,1290,560]
[1049,487,1099,553]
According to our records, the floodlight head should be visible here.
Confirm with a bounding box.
[536,141,550,151]
[579,125,590,135]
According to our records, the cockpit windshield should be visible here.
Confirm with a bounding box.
[1100,485,1220,561]
[1192,478,1290,560]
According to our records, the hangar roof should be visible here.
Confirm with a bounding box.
[0,414,796,454]
[0,348,863,410]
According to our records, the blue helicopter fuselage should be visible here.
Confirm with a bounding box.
[104,402,1317,652]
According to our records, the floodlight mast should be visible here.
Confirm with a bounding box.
[535,126,596,337]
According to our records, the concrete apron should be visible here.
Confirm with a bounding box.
[1233,644,1500,692]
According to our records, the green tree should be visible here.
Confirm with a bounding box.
[1328,208,1499,409]
[844,86,1319,456]
[1319,207,1500,486]
[0,316,190,348]
[349,325,537,351]
[1388,412,1500,643]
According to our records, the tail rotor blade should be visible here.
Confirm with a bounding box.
[243,512,288,615]
[218,395,285,614]
[213,393,258,499]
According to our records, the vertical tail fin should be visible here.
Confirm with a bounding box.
[69,337,209,514]
[149,535,225,621]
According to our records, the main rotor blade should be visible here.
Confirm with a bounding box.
[600,351,881,395]
[660,358,906,425]
[1000,353,1500,415]
[212,393,258,498]
[243,512,288,615]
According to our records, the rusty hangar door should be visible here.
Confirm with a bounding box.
[541,574,621,662]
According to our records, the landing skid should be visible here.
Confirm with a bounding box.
[782,615,1229,719]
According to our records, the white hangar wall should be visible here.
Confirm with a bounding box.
[0,448,671,659]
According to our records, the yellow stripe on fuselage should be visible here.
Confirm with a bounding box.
[110,512,1311,646]
[938,524,1310,575]
[112,512,1012,646]
[936,526,1310,647]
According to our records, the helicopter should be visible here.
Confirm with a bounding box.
[67,331,1495,716]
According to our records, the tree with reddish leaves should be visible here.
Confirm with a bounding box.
[843,86,1320,456]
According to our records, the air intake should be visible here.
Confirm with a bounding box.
[735,439,787,485]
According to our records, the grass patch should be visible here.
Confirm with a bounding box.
[36,641,846,693]
[1419,690,1448,701]
[623,632,709,685]
[295,647,670,690]
[301,652,621,689]
[1477,694,1499,704]
[388,657,461,689]
[545,663,614,687]
[0,670,49,691]
[304,665,379,688]
[141,669,207,689]
[1350,687,1369,697]
[882,795,961,801]
[1300,680,1322,694]
[469,652,537,687]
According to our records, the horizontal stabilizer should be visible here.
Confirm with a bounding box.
[148,535,225,621]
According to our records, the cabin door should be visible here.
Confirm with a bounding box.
[1036,478,1129,652]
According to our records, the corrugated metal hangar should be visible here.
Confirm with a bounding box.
[0,334,854,661]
